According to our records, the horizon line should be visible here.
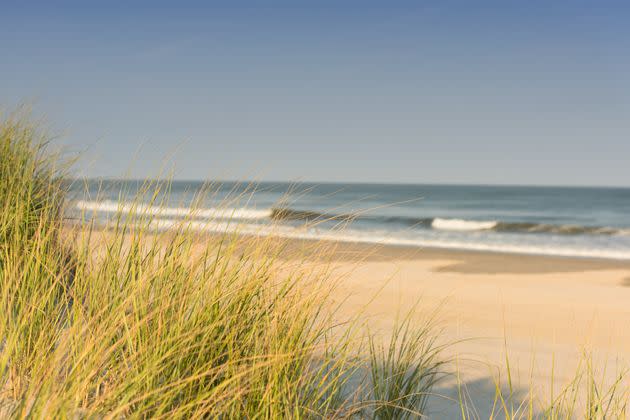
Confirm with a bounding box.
[67,176,630,190]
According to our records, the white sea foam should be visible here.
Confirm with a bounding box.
[75,200,272,220]
[431,218,497,231]
[141,217,630,261]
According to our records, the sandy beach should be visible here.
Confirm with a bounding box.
[69,224,630,415]
[275,239,630,416]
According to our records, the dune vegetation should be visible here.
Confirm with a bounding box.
[0,114,628,418]
[0,115,447,418]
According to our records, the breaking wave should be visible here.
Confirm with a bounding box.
[74,201,630,237]
[270,207,630,236]
[75,200,272,220]
[431,218,498,231]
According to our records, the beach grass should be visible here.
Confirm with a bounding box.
[0,114,450,418]
[1,113,629,418]
[456,350,629,419]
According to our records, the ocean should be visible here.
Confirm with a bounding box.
[67,180,630,260]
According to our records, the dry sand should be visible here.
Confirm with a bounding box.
[279,239,630,417]
[74,227,630,416]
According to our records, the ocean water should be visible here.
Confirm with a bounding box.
[67,180,630,260]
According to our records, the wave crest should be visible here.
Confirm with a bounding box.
[431,218,498,231]
[75,200,271,220]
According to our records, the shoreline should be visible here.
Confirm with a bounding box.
[66,220,630,271]
[204,229,630,273]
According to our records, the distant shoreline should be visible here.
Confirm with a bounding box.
[67,222,630,273]
[238,232,630,273]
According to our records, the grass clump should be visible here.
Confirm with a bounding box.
[0,114,73,404]
[368,309,446,419]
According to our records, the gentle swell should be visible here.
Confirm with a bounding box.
[431,218,629,235]
[493,222,626,235]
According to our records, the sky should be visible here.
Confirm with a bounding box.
[2,1,629,186]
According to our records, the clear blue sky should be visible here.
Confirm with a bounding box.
[2,1,629,186]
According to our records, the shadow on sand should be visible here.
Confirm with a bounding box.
[428,375,534,419]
